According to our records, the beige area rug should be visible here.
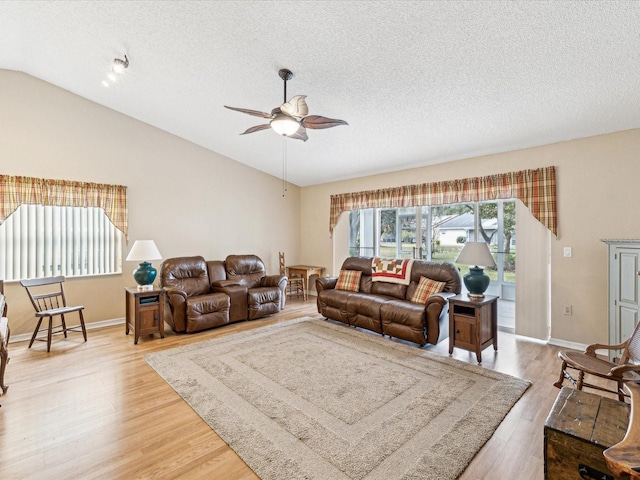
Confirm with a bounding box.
[144,318,530,480]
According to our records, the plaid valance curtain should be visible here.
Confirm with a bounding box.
[0,174,128,240]
[329,166,557,236]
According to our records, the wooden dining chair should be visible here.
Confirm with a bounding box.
[279,252,305,299]
[21,276,87,352]
[554,320,640,401]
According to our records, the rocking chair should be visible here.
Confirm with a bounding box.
[554,320,640,401]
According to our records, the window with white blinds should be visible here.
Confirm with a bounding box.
[0,204,122,281]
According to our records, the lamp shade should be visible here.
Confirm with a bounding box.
[270,114,300,136]
[126,240,162,262]
[455,242,496,299]
[126,240,162,289]
[455,242,496,267]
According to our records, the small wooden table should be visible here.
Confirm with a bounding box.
[286,265,324,300]
[448,294,498,363]
[125,287,165,344]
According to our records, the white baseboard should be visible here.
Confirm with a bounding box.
[548,337,588,352]
[9,317,125,344]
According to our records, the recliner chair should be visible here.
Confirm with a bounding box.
[160,254,287,333]
[212,255,287,320]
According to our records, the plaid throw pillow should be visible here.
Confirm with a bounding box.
[411,276,446,304]
[335,269,362,292]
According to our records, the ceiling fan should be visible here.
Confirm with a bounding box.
[224,69,348,142]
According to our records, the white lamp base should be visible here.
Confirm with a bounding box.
[137,284,154,291]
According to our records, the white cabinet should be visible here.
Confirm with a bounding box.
[602,239,640,359]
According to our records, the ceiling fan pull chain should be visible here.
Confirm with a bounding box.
[282,137,288,197]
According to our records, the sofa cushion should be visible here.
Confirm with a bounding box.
[317,289,352,324]
[160,256,210,297]
[346,293,389,334]
[371,281,407,299]
[411,276,447,304]
[380,300,428,345]
[248,287,282,319]
[408,261,461,298]
[225,254,266,289]
[336,269,362,292]
[341,256,373,293]
[185,293,230,333]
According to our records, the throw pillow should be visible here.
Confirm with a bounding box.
[335,269,362,292]
[411,276,446,304]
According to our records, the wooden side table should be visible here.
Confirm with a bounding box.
[448,294,498,363]
[125,287,165,344]
[286,265,324,300]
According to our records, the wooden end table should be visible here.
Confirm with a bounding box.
[286,265,324,300]
[448,294,498,363]
[125,287,165,344]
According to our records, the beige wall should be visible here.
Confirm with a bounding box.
[299,129,640,346]
[1,70,301,336]
[4,69,639,347]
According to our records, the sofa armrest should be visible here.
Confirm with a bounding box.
[425,293,447,309]
[316,276,338,292]
[424,293,450,345]
[261,275,286,289]
[163,287,187,303]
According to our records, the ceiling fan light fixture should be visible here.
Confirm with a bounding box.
[270,114,299,136]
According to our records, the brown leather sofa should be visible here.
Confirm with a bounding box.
[159,254,287,333]
[316,256,461,346]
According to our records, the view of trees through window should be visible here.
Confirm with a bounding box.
[349,200,516,285]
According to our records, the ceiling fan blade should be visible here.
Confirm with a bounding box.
[288,125,309,142]
[240,124,272,135]
[280,95,309,118]
[224,105,273,119]
[302,115,349,130]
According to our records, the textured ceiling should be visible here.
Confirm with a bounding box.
[1,1,639,186]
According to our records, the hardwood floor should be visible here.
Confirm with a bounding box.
[0,299,607,479]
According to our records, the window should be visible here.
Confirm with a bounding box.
[0,204,122,281]
[348,200,516,288]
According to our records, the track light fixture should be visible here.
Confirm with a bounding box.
[113,55,129,74]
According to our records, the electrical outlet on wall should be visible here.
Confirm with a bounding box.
[564,305,572,315]
[563,247,572,257]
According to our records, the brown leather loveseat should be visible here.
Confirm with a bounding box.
[159,254,287,333]
[316,256,461,346]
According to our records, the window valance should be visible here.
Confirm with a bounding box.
[329,166,557,236]
[0,174,128,240]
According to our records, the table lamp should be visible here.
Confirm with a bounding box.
[455,241,496,299]
[126,240,162,291]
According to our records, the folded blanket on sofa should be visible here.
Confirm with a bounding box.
[371,258,414,285]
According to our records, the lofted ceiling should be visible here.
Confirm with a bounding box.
[1,1,639,187]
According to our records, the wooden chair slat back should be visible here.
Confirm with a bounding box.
[20,276,68,313]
